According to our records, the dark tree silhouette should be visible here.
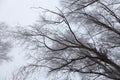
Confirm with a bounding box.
[15,0,120,80]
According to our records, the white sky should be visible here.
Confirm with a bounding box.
[0,0,60,80]
[0,0,59,26]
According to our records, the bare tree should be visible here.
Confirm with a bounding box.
[15,0,120,80]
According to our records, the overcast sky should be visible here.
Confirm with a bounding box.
[0,0,60,80]
[0,0,59,26]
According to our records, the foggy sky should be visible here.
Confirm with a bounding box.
[0,0,59,80]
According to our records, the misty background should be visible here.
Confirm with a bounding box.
[0,0,59,79]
